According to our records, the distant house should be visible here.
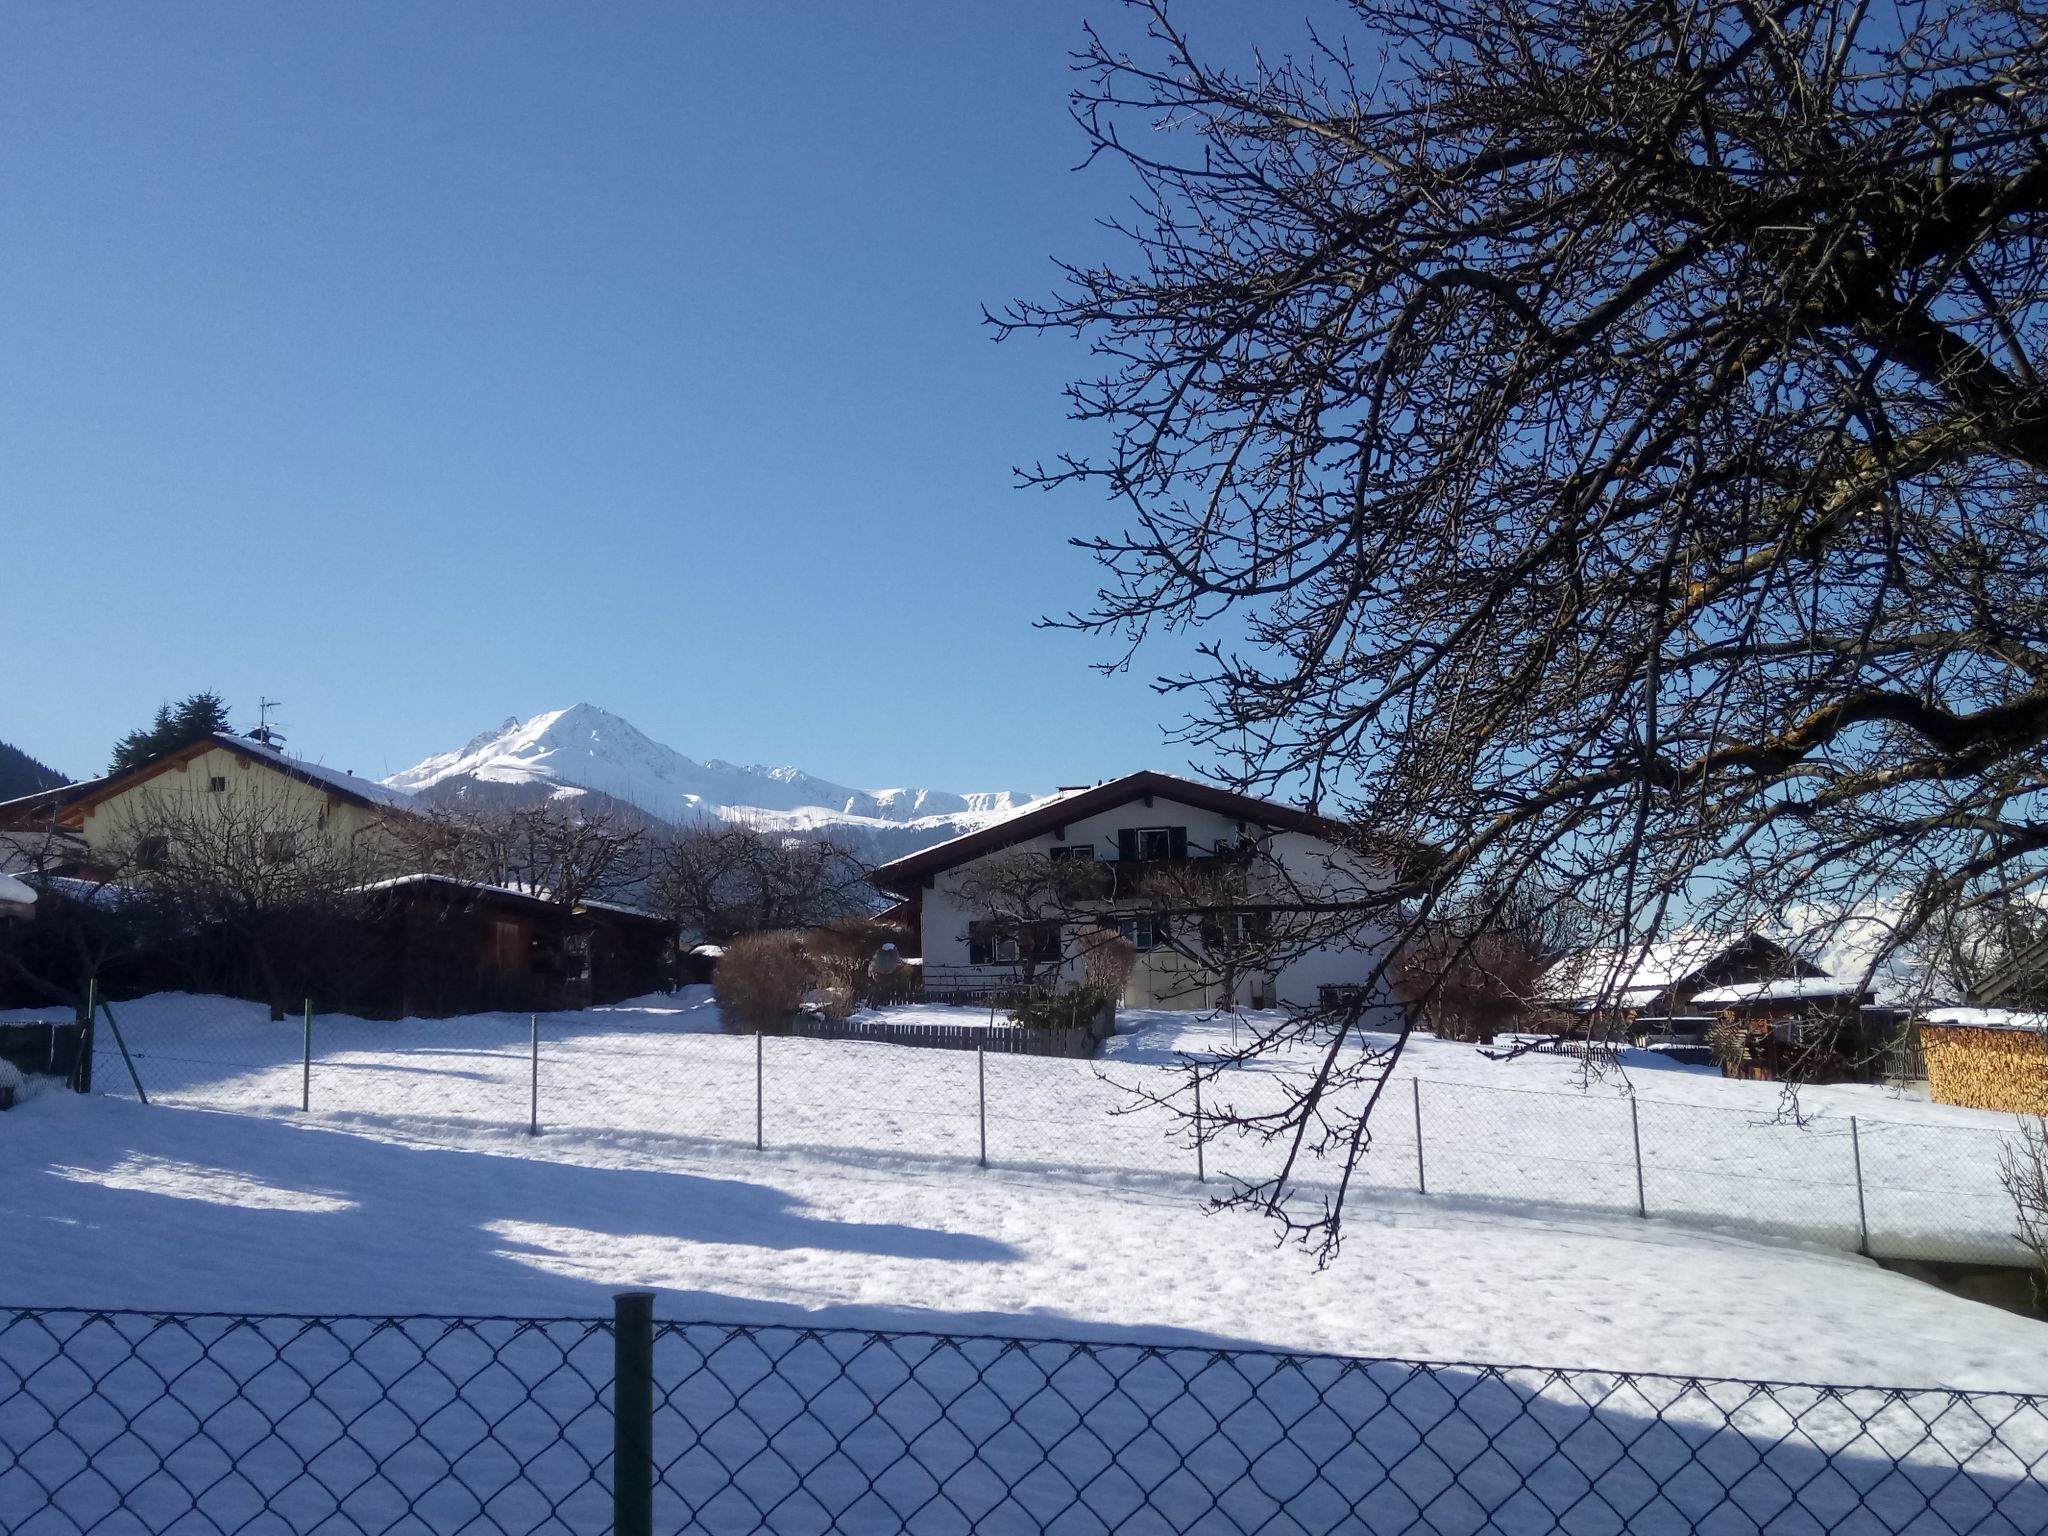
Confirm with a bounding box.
[869,770,1416,1013]
[1537,930,1893,1080]
[1537,932,1829,1028]
[0,776,106,876]
[0,736,683,1018]
[28,732,415,874]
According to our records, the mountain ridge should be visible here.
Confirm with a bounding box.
[383,705,1041,850]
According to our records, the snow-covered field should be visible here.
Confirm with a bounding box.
[0,990,2044,1390]
[24,989,2032,1266]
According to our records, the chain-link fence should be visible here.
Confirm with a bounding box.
[5,1301,2046,1535]
[63,992,2041,1265]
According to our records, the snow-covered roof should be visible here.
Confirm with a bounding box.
[0,871,36,908]
[218,735,413,810]
[1921,1006,2048,1034]
[359,872,666,924]
[1537,930,1771,1007]
[1689,976,1867,1006]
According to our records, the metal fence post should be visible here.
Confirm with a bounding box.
[977,1039,987,1168]
[1851,1115,1871,1256]
[94,985,148,1105]
[612,1291,655,1536]
[74,990,95,1095]
[301,1000,312,1114]
[529,1014,540,1137]
[1630,1097,1647,1218]
[755,1030,764,1151]
[1412,1078,1426,1195]
[1193,1071,1205,1183]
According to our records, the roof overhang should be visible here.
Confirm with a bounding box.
[868,769,1435,895]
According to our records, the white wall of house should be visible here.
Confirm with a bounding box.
[917,793,1401,1013]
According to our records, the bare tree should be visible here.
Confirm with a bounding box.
[1398,884,1593,1043]
[106,782,392,1019]
[997,0,2048,1255]
[2000,1118,2048,1313]
[399,801,648,910]
[647,822,871,942]
[953,850,1077,992]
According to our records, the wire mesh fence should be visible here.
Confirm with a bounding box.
[4,1302,2045,1535]
[54,991,2041,1265]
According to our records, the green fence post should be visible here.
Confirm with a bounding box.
[94,984,148,1105]
[613,1291,655,1536]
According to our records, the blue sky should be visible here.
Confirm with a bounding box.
[1,2,1253,794]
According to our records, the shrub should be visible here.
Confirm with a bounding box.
[1076,925,1136,1003]
[802,917,905,1021]
[1014,984,1108,1033]
[715,931,810,1031]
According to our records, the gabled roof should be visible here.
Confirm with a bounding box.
[55,733,414,825]
[0,775,114,829]
[1537,930,1812,1009]
[1688,975,1868,1006]
[868,769,1406,895]
[360,872,669,928]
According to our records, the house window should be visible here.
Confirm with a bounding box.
[134,834,169,872]
[261,831,298,862]
[207,776,227,793]
[1200,911,1263,950]
[1119,917,1165,953]
[967,921,1061,966]
[1047,845,1095,862]
[1117,826,1188,862]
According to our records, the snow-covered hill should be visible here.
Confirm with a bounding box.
[384,704,1038,849]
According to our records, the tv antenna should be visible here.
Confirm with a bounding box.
[248,698,287,750]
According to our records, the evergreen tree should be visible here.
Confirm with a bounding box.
[110,692,232,774]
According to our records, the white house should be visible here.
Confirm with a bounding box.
[869,770,1416,1013]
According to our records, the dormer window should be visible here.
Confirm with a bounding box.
[207,776,227,793]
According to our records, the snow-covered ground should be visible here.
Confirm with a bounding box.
[1,991,2044,1390]
[27,990,2031,1265]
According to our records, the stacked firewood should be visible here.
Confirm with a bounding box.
[1923,1025,2048,1115]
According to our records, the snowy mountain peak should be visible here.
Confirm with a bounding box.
[383,705,1041,840]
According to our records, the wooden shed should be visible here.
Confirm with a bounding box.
[360,874,674,1018]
